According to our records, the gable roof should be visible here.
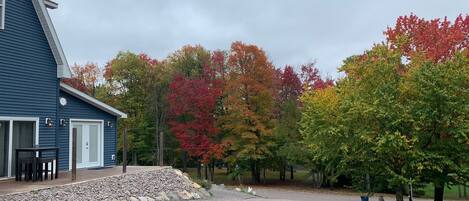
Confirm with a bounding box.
[60,83,128,119]
[32,0,72,78]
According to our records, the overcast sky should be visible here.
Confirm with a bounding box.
[49,1,469,78]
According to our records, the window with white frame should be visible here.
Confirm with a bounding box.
[0,0,5,30]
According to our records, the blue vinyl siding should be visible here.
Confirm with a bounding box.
[58,91,117,170]
[0,1,59,147]
[0,0,119,172]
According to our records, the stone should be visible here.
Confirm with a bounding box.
[177,190,193,200]
[0,168,211,201]
[174,169,183,176]
[154,192,170,201]
[192,182,202,189]
[192,193,201,199]
[166,192,181,201]
[198,188,211,198]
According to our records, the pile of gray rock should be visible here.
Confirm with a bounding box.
[0,167,210,201]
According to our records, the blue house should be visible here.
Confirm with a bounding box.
[0,0,127,178]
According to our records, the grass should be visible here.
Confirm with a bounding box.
[421,184,469,200]
[185,167,469,200]
[185,167,310,186]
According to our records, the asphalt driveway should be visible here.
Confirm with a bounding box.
[205,185,444,201]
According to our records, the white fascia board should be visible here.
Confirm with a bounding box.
[43,0,58,9]
[32,0,72,78]
[0,0,5,30]
[60,83,128,119]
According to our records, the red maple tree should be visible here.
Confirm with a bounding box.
[386,14,469,62]
[300,63,334,91]
[167,65,223,163]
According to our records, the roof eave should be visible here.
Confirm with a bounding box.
[32,0,72,78]
[44,0,58,9]
[60,83,128,119]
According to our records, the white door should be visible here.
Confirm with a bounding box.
[72,122,101,169]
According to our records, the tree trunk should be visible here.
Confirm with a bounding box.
[279,167,282,180]
[290,166,294,180]
[251,162,256,183]
[159,132,164,166]
[132,151,138,165]
[464,183,467,198]
[395,184,404,201]
[197,162,202,179]
[263,168,266,184]
[434,183,444,201]
[204,164,208,180]
[182,152,187,172]
[211,161,215,182]
[251,161,261,183]
[280,164,286,181]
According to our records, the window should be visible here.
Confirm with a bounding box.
[0,0,4,30]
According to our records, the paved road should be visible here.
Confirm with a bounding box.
[205,185,438,201]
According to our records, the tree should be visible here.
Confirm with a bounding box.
[167,45,211,77]
[63,62,101,95]
[167,66,224,177]
[300,85,343,188]
[273,66,302,180]
[300,62,334,91]
[386,14,469,63]
[402,53,469,201]
[302,45,420,200]
[386,14,469,201]
[103,52,159,165]
[220,41,276,183]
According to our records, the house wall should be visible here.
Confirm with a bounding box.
[0,1,59,147]
[58,91,117,170]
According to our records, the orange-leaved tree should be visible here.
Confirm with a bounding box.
[220,41,277,183]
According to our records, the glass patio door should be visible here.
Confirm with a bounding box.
[72,122,101,168]
[0,120,36,178]
[0,121,9,177]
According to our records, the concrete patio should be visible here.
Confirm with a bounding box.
[0,166,161,195]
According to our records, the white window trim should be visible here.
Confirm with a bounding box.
[0,116,40,178]
[0,0,5,30]
[68,119,104,170]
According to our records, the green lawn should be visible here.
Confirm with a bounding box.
[421,184,469,200]
[185,167,469,200]
[185,167,310,186]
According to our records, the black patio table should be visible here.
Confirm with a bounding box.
[15,146,59,181]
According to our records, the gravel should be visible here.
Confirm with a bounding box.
[0,167,210,201]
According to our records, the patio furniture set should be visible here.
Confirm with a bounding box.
[15,147,59,182]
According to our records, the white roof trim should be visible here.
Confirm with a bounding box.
[60,83,128,119]
[43,0,58,9]
[32,0,72,78]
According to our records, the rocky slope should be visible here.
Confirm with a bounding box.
[0,167,210,201]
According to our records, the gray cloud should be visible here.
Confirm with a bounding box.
[49,0,469,78]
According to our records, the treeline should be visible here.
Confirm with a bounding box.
[64,14,469,201]
[65,42,332,180]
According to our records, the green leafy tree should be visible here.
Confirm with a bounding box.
[402,53,469,201]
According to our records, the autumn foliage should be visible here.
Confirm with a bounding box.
[63,63,101,95]
[167,68,223,163]
[386,14,469,62]
[60,12,469,201]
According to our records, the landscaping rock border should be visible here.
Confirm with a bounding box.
[0,167,210,201]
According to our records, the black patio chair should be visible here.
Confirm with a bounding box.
[37,157,55,181]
